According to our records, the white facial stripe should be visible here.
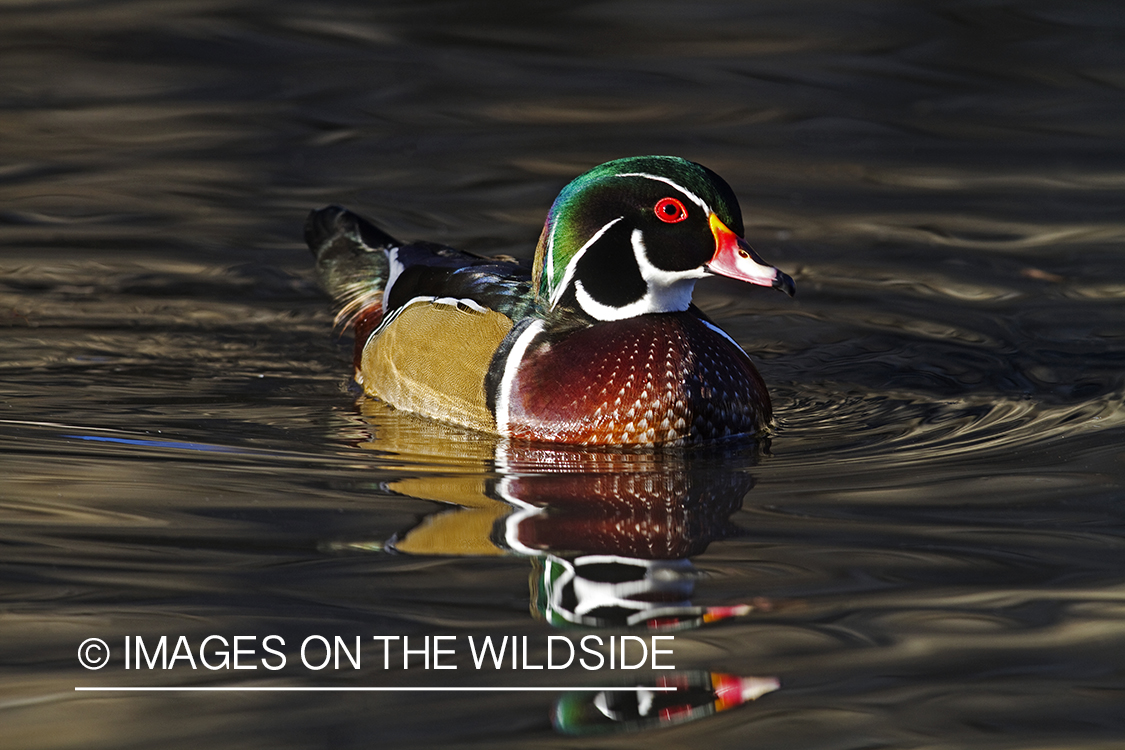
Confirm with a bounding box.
[495,319,546,437]
[631,228,708,288]
[614,171,710,212]
[575,281,645,320]
[572,229,703,321]
[544,227,555,293]
[548,169,718,318]
[575,281,696,321]
[548,216,623,307]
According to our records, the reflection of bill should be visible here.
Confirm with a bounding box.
[553,671,779,735]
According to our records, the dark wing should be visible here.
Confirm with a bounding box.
[305,205,394,326]
[305,205,535,324]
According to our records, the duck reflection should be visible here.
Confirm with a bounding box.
[354,400,779,733]
[530,556,754,632]
[553,671,780,736]
[378,432,758,630]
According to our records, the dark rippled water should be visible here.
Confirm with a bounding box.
[3,2,1124,748]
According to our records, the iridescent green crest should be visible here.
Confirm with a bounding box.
[531,156,743,305]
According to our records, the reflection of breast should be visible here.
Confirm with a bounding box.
[497,469,751,559]
[382,442,755,561]
[360,414,767,636]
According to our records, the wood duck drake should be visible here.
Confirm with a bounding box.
[306,156,794,446]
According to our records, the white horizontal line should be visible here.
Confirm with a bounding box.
[75,686,677,692]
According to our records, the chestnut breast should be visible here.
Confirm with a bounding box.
[503,313,771,445]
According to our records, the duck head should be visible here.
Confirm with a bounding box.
[532,156,795,321]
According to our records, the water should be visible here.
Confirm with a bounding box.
[3,1,1124,747]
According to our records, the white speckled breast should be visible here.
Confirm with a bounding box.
[502,312,771,445]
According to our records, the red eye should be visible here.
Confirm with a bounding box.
[654,197,688,223]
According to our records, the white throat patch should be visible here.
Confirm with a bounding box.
[574,228,706,321]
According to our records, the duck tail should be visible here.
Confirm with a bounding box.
[305,203,399,329]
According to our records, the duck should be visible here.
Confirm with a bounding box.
[306,155,795,446]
